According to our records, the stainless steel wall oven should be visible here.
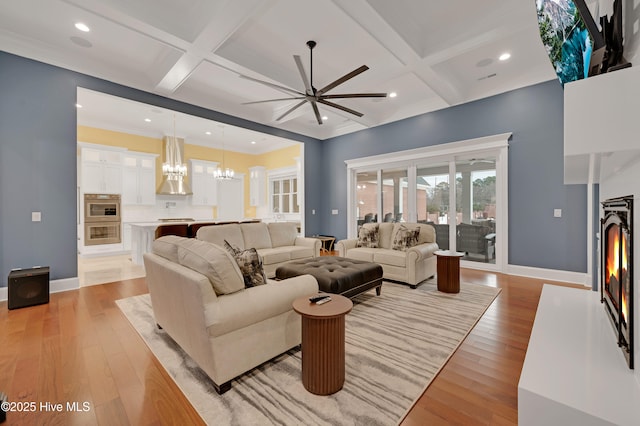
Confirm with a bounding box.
[84,194,121,245]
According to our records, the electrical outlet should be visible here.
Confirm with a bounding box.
[332,209,339,215]
[32,211,41,222]
[554,209,562,218]
[312,209,316,215]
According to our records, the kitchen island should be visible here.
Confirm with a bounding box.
[129,219,259,264]
[130,222,177,265]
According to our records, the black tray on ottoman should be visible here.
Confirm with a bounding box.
[276,257,383,299]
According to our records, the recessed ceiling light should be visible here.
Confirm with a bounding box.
[389,92,397,98]
[75,22,90,32]
[144,118,151,122]
[251,141,256,144]
[75,103,82,108]
[499,52,511,61]
[205,131,211,135]
[322,116,328,121]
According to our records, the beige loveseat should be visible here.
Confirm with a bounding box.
[143,236,318,394]
[336,222,439,288]
[196,222,321,278]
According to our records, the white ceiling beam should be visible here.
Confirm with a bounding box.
[330,0,419,67]
[154,0,272,94]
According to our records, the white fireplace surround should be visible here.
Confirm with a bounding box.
[521,62,640,423]
[519,285,640,425]
[564,65,640,375]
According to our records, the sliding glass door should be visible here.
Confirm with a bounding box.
[355,171,378,227]
[346,133,509,272]
[454,155,497,264]
[416,162,451,249]
[381,168,408,223]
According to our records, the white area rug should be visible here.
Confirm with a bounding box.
[116,280,500,425]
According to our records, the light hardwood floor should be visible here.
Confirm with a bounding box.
[0,270,584,425]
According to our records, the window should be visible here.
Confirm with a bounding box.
[382,167,408,223]
[346,133,509,272]
[270,176,299,214]
[356,171,378,225]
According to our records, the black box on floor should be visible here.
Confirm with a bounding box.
[8,266,50,310]
[0,391,6,423]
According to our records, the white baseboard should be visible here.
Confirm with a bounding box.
[507,264,589,287]
[0,276,79,302]
[51,277,80,293]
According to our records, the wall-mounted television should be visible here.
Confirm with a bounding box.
[536,0,631,86]
[536,0,605,86]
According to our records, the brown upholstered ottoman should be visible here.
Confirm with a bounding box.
[276,257,383,298]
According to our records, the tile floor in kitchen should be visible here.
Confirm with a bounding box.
[78,254,145,287]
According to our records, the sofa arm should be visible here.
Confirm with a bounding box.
[407,242,440,262]
[205,274,318,337]
[336,238,358,257]
[294,236,321,257]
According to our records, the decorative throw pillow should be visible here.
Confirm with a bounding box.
[223,239,268,288]
[392,225,421,251]
[356,224,379,248]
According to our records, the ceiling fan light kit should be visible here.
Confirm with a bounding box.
[243,41,387,125]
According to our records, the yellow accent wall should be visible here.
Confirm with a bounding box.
[78,126,301,218]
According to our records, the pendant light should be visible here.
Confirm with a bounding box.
[214,125,234,180]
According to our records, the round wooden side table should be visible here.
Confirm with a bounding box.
[292,294,353,395]
[434,250,464,294]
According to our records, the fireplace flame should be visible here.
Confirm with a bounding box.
[622,288,628,324]
[605,226,629,323]
[605,226,620,285]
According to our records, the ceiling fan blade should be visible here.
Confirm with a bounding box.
[293,55,313,95]
[242,97,305,105]
[321,93,387,99]
[310,100,323,125]
[239,75,304,96]
[317,65,369,95]
[275,100,308,121]
[317,99,364,117]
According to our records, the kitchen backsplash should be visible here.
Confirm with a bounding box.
[121,195,214,222]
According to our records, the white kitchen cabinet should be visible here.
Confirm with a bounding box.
[81,147,123,194]
[122,152,157,205]
[249,166,266,207]
[190,159,218,206]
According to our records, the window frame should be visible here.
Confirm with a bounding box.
[268,166,299,217]
[346,133,510,272]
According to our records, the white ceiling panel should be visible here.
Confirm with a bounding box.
[1,0,560,140]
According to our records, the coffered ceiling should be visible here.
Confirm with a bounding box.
[0,0,558,141]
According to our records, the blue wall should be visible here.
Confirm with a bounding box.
[0,52,323,286]
[322,80,587,273]
[0,51,589,286]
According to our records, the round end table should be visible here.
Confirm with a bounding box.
[292,294,353,395]
[434,250,464,294]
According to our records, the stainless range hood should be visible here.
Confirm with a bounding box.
[157,136,193,195]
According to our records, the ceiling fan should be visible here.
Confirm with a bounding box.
[241,40,387,125]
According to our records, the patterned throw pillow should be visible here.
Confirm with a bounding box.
[356,224,379,248]
[392,225,421,251]
[223,240,268,288]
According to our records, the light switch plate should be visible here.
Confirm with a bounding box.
[554,209,562,218]
[332,209,339,215]
[32,211,41,222]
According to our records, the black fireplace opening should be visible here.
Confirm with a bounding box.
[601,195,634,369]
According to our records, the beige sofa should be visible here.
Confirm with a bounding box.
[196,222,320,278]
[336,222,439,288]
[143,236,318,394]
